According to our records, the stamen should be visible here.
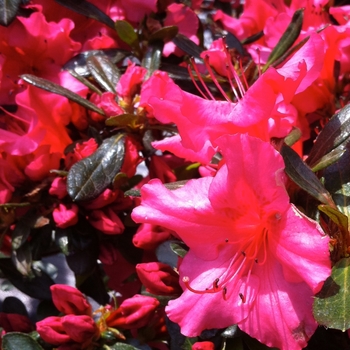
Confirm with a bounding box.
[239,58,249,91]
[187,63,209,100]
[189,57,215,100]
[223,287,228,301]
[203,55,231,102]
[256,48,262,77]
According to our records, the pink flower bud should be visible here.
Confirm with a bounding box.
[36,316,71,345]
[192,341,215,350]
[83,189,119,210]
[62,315,98,344]
[136,262,181,295]
[106,294,159,329]
[50,284,91,316]
[49,177,68,199]
[88,207,124,234]
[132,224,172,250]
[52,203,79,229]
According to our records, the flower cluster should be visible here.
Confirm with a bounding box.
[0,1,350,350]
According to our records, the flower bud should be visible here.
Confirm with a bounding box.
[132,224,172,250]
[0,312,33,332]
[36,316,71,345]
[136,262,181,295]
[50,284,92,316]
[52,203,79,229]
[106,294,159,329]
[192,341,215,350]
[88,207,124,234]
[62,315,99,344]
[49,177,68,199]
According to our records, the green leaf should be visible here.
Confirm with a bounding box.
[149,26,179,44]
[170,241,188,258]
[54,0,114,28]
[263,8,304,70]
[0,259,54,300]
[2,332,44,350]
[281,144,334,206]
[107,343,139,350]
[115,20,138,48]
[86,55,121,93]
[12,242,32,277]
[310,147,346,172]
[172,33,204,58]
[67,134,125,201]
[142,42,163,80]
[324,142,350,218]
[307,104,350,168]
[313,257,350,331]
[0,0,21,26]
[318,205,348,231]
[20,74,105,116]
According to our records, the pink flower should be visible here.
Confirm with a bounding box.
[88,207,124,235]
[132,134,331,350]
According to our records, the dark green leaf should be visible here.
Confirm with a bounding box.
[170,241,188,258]
[12,243,32,276]
[149,26,179,44]
[54,0,114,28]
[241,31,264,45]
[107,343,139,350]
[225,32,245,56]
[115,20,138,48]
[86,55,121,93]
[0,259,54,300]
[67,134,125,201]
[63,49,131,76]
[20,74,105,116]
[264,8,304,70]
[313,257,350,331]
[36,300,59,322]
[68,69,103,95]
[311,147,346,172]
[281,144,334,205]
[2,297,28,316]
[172,33,204,58]
[318,205,348,231]
[242,332,279,350]
[0,0,21,26]
[142,42,163,80]
[307,104,350,168]
[124,188,141,197]
[324,142,350,217]
[2,333,44,350]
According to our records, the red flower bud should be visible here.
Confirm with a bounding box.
[106,294,159,329]
[136,262,181,295]
[62,315,99,345]
[88,207,124,234]
[192,341,215,350]
[132,224,172,250]
[36,316,71,345]
[0,312,33,332]
[52,203,79,229]
[50,284,92,316]
[49,177,68,199]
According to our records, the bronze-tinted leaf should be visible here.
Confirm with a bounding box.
[86,55,121,93]
[264,8,304,70]
[149,26,179,44]
[0,0,21,26]
[54,0,114,28]
[63,49,131,76]
[20,74,105,116]
[105,113,143,129]
[307,104,350,168]
[281,144,334,206]
[172,33,204,58]
[67,134,126,201]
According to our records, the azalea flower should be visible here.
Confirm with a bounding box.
[132,134,331,350]
[140,34,324,164]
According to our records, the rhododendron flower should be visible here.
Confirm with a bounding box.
[132,134,331,350]
[0,313,33,333]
